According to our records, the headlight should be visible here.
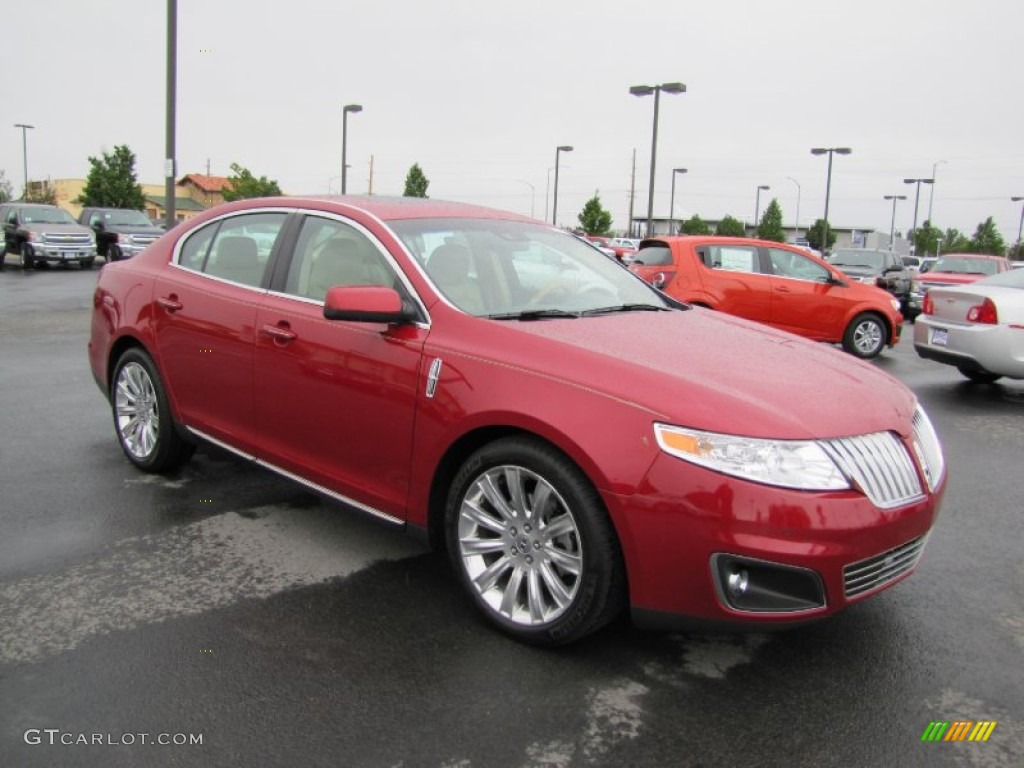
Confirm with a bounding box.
[26,229,40,242]
[654,423,850,491]
[117,234,133,244]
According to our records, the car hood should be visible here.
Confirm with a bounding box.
[483,308,916,441]
[29,223,92,235]
[918,272,984,286]
[832,264,880,279]
[110,225,163,236]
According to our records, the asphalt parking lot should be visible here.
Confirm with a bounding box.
[1,264,1021,767]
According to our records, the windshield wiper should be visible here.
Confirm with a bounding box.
[486,309,582,321]
[581,303,670,316]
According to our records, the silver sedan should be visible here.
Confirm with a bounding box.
[914,267,1024,382]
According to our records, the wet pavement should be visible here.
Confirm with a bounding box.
[1,266,1021,767]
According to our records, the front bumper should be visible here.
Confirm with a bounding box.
[29,243,97,262]
[603,451,943,626]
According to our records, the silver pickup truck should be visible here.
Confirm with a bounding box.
[1,201,97,270]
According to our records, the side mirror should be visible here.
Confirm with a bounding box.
[92,220,105,230]
[323,285,415,324]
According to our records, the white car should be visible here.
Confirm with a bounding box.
[913,267,1024,382]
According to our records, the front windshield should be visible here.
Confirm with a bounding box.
[104,210,153,226]
[931,256,1000,275]
[389,218,668,317]
[830,250,884,269]
[21,206,76,225]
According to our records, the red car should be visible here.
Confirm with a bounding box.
[89,197,945,645]
[629,236,903,358]
[907,253,1014,319]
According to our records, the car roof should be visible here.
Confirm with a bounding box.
[641,235,810,248]
[938,252,1004,260]
[227,195,538,224]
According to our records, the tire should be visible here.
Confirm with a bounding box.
[445,436,625,646]
[108,244,122,262]
[957,366,1002,384]
[110,348,195,473]
[20,242,34,270]
[842,313,887,359]
[82,258,95,269]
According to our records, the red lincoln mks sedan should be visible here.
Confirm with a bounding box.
[89,196,946,645]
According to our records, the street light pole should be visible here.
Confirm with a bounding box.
[1012,197,1024,259]
[787,177,801,240]
[164,0,177,228]
[811,147,851,254]
[630,82,686,237]
[552,145,573,227]
[13,123,34,199]
[669,168,687,234]
[341,104,362,195]
[883,194,907,249]
[927,160,947,224]
[903,177,934,256]
[753,184,770,233]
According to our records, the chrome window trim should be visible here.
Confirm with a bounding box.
[186,427,404,527]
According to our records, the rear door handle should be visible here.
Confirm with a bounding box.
[157,295,183,312]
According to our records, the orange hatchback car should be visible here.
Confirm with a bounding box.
[630,236,904,358]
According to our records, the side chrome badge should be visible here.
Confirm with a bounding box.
[426,357,443,399]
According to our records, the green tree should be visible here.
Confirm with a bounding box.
[942,228,971,253]
[680,214,711,235]
[756,198,786,242]
[577,191,613,235]
[0,169,12,203]
[805,219,837,252]
[967,216,1006,255]
[222,163,283,201]
[912,220,942,257]
[76,145,146,209]
[715,215,746,237]
[403,163,430,198]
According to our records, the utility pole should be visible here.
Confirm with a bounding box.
[368,155,374,195]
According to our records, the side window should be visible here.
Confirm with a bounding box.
[204,213,286,287]
[768,248,829,281]
[178,223,217,272]
[284,216,394,301]
[709,245,759,273]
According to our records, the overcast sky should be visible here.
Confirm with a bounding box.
[4,0,1023,242]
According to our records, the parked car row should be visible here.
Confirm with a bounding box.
[0,202,161,270]
[88,195,945,646]
[905,253,1013,320]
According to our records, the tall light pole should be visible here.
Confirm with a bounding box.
[341,104,362,194]
[515,179,536,219]
[164,0,177,228]
[1012,196,1024,260]
[883,194,907,249]
[811,147,851,254]
[551,145,573,227]
[903,177,934,256]
[630,82,686,236]
[927,160,947,224]
[787,177,801,240]
[753,184,770,232]
[668,168,688,234]
[13,123,34,199]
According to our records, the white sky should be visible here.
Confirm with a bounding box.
[4,0,1024,241]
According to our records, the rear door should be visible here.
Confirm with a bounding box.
[252,212,428,521]
[151,210,288,454]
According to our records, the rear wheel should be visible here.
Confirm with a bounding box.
[842,313,887,359]
[446,436,625,646]
[958,366,1002,384]
[111,348,195,473]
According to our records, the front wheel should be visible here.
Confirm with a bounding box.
[842,313,887,359]
[108,244,123,262]
[111,348,194,473]
[81,258,95,269]
[446,436,625,646]
[20,243,34,270]
[958,366,1002,384]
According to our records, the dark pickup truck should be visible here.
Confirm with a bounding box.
[827,248,913,313]
[79,207,164,261]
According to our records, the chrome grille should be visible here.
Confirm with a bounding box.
[911,406,945,491]
[844,535,927,598]
[822,432,923,509]
[42,233,92,246]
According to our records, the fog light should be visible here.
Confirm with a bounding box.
[727,568,749,596]
[711,554,826,613]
